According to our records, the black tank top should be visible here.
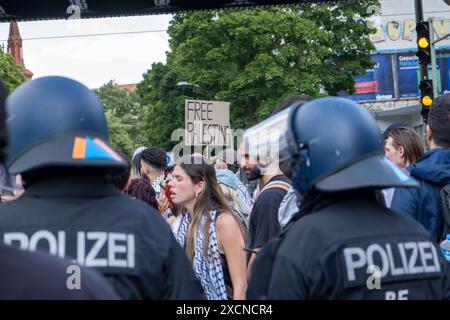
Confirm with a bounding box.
[220,253,232,290]
[216,211,233,298]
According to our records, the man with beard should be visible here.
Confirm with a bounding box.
[239,141,291,276]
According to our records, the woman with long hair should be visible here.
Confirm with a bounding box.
[169,156,247,300]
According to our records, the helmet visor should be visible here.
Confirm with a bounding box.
[242,108,292,174]
[315,154,419,192]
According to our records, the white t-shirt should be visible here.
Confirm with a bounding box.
[171,214,183,236]
[382,187,395,208]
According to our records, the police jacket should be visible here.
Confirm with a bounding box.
[391,148,450,241]
[0,244,119,299]
[0,175,204,300]
[266,192,450,300]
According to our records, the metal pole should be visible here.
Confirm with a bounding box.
[414,0,424,21]
[429,30,450,98]
[414,0,427,81]
[430,20,439,97]
[433,32,450,45]
[391,54,400,99]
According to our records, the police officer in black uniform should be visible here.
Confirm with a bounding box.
[0,76,204,300]
[0,79,119,299]
[248,97,450,299]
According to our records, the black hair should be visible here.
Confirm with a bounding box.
[429,93,450,147]
[271,94,313,116]
[141,147,167,171]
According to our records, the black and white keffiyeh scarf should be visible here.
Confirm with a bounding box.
[152,174,165,198]
[175,210,228,300]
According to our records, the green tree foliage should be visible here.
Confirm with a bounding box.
[95,81,144,157]
[0,50,26,93]
[138,1,379,150]
[137,63,185,150]
[104,109,134,157]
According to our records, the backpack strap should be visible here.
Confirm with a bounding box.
[440,184,450,240]
[258,180,292,197]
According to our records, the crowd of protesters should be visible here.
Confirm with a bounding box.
[0,75,449,300]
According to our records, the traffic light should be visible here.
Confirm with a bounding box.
[416,21,432,65]
[419,80,433,107]
[419,79,433,122]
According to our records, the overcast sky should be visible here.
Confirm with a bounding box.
[0,14,172,89]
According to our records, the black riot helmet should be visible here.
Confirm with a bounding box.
[287,97,419,194]
[243,96,419,196]
[6,76,127,175]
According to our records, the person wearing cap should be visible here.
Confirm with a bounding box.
[0,76,204,300]
[248,97,450,299]
[0,79,119,299]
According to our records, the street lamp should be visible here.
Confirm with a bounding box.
[176,81,199,102]
[176,81,191,88]
[176,81,199,89]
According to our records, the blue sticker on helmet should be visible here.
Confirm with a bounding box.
[83,136,121,161]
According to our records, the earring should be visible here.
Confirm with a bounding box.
[195,192,199,198]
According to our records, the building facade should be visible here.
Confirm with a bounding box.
[341,0,450,132]
[7,21,33,80]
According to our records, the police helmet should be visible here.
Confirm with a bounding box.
[6,76,127,174]
[287,97,418,194]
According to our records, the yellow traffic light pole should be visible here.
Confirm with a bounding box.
[414,0,427,82]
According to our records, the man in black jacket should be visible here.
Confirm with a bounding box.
[0,76,203,300]
[0,79,118,299]
[248,97,450,300]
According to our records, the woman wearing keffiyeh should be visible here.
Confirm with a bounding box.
[169,155,247,300]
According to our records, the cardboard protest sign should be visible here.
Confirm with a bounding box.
[185,100,230,146]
